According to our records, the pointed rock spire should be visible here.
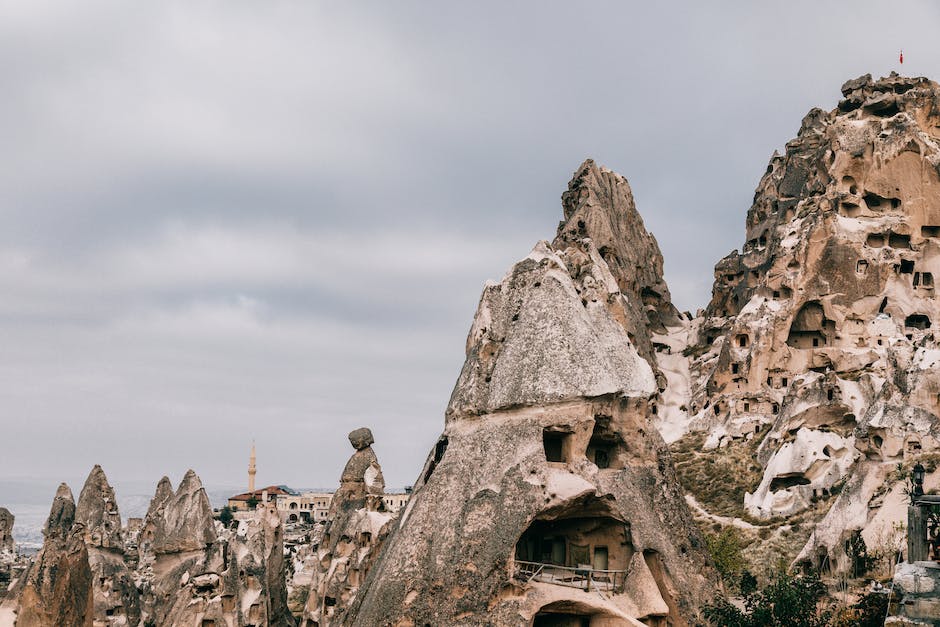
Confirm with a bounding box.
[556,159,681,336]
[42,483,77,539]
[0,507,14,553]
[149,470,216,554]
[16,483,93,627]
[75,464,123,549]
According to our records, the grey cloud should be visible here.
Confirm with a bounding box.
[3,0,940,522]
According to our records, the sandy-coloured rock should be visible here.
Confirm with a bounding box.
[74,465,141,626]
[15,483,93,627]
[301,428,395,626]
[348,164,717,626]
[0,508,13,554]
[650,73,940,572]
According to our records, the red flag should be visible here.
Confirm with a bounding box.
[900,50,904,64]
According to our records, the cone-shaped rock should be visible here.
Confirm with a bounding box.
[0,507,13,553]
[74,465,141,626]
[555,159,681,350]
[75,465,123,549]
[149,469,216,554]
[446,241,656,420]
[349,164,717,626]
[15,484,93,627]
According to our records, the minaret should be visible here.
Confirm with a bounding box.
[248,441,256,493]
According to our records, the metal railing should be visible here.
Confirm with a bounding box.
[513,560,626,593]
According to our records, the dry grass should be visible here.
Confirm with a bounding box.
[670,432,766,519]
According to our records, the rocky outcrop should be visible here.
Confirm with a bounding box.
[10,467,292,627]
[555,160,681,358]
[133,469,295,626]
[75,465,141,625]
[348,167,718,626]
[301,428,395,626]
[15,484,93,627]
[0,508,13,554]
[656,73,940,572]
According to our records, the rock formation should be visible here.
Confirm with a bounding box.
[8,467,293,627]
[0,507,17,620]
[0,508,13,554]
[75,465,141,625]
[555,160,681,364]
[15,483,94,627]
[138,469,293,626]
[301,427,395,626]
[656,73,940,573]
[348,162,718,626]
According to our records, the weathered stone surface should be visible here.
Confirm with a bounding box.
[156,499,295,627]
[0,508,13,553]
[446,240,656,420]
[556,159,682,349]
[893,561,940,625]
[301,430,395,626]
[145,469,216,556]
[74,465,141,626]
[649,73,940,571]
[12,467,293,626]
[15,484,93,627]
[348,164,717,626]
[348,427,374,450]
[76,465,123,550]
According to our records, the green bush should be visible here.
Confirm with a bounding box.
[218,505,234,527]
[706,527,745,585]
[703,571,830,627]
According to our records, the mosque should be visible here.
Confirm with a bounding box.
[226,443,410,524]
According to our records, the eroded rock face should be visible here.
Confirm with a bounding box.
[0,507,16,551]
[658,73,940,568]
[447,241,657,420]
[15,484,93,627]
[75,465,141,625]
[301,429,395,626]
[13,468,292,627]
[555,159,682,353]
[0,508,13,553]
[348,166,717,627]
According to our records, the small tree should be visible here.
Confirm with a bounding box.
[218,506,234,527]
[739,570,758,596]
[705,527,745,586]
[246,495,259,510]
[846,530,874,578]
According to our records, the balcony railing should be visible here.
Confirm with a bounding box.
[513,560,626,593]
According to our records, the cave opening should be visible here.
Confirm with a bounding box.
[905,314,931,330]
[889,232,911,249]
[543,429,573,463]
[787,301,834,349]
[587,416,623,470]
[769,474,811,491]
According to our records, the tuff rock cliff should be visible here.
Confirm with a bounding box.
[301,428,395,626]
[15,483,94,627]
[9,468,293,627]
[657,73,940,574]
[348,161,718,627]
[0,509,12,554]
[75,465,141,625]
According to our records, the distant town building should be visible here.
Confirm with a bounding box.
[276,490,411,524]
[227,485,296,512]
[227,444,411,522]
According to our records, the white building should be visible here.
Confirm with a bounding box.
[276,489,411,524]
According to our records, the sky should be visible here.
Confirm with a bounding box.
[2,1,940,520]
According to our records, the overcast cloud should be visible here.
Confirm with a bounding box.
[3,2,940,518]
